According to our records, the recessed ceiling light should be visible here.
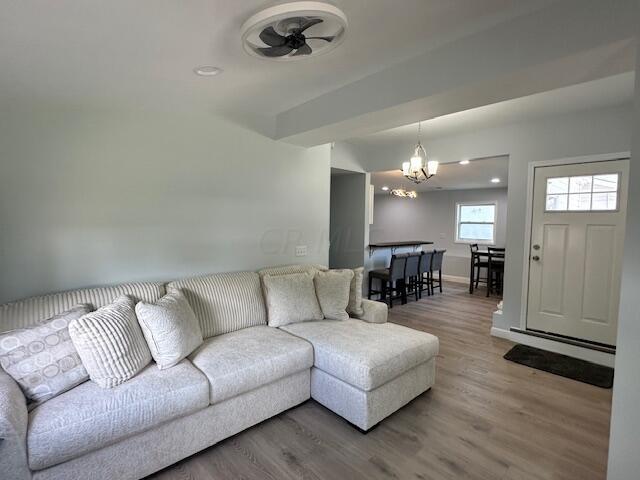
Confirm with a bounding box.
[193,66,223,77]
[459,159,470,165]
[491,177,501,183]
[381,186,389,191]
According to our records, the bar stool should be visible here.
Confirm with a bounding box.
[419,251,434,298]
[430,250,446,294]
[368,254,407,308]
[404,253,421,302]
[470,243,489,293]
[487,247,505,297]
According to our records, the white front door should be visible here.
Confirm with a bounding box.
[526,159,629,346]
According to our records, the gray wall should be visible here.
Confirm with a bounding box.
[607,36,640,480]
[371,188,508,278]
[330,141,365,172]
[345,103,633,330]
[0,108,331,303]
[329,171,367,269]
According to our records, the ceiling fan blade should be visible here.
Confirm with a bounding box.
[292,43,312,56]
[257,45,294,57]
[305,36,335,42]
[298,18,323,32]
[259,26,286,47]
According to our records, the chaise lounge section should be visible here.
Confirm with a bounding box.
[281,319,438,431]
[0,265,439,480]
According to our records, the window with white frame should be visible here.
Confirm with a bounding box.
[455,202,497,244]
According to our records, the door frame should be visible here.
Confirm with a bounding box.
[519,151,631,331]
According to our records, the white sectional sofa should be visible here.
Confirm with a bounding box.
[0,265,439,480]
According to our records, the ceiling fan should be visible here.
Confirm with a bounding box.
[257,18,334,57]
[241,2,348,61]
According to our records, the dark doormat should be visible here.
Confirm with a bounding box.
[504,344,614,388]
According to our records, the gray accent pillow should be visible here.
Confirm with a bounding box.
[263,272,323,327]
[69,295,151,388]
[314,270,354,321]
[0,305,92,409]
[347,267,365,316]
[135,290,203,370]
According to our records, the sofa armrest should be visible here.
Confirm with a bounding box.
[0,369,31,480]
[354,299,388,324]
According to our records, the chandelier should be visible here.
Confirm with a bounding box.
[401,121,438,184]
[390,188,417,198]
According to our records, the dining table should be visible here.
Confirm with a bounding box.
[469,248,505,294]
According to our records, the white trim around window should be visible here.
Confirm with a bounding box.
[455,201,497,245]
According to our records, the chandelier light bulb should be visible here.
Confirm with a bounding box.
[410,155,423,172]
[427,160,439,177]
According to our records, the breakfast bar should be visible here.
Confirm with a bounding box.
[368,240,434,257]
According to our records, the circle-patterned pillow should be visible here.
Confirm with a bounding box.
[0,304,92,408]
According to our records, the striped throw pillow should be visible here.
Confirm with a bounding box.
[69,295,151,388]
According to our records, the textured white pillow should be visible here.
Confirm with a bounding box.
[135,290,203,370]
[347,267,365,316]
[314,269,354,321]
[69,295,151,388]
[0,305,91,408]
[263,272,323,327]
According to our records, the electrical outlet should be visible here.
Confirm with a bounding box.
[295,245,307,257]
[440,232,446,239]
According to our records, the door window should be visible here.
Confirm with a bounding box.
[545,173,619,212]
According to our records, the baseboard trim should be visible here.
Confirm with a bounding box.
[490,327,615,368]
[442,274,468,284]
[511,327,615,354]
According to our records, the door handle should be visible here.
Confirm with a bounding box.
[532,244,540,250]
[531,255,540,261]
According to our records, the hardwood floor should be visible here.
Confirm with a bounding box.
[149,282,612,480]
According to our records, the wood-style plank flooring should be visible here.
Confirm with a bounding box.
[149,282,612,480]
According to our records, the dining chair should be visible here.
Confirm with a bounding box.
[419,250,434,298]
[430,250,446,294]
[486,247,505,297]
[368,254,408,308]
[469,243,489,293]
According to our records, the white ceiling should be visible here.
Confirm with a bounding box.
[349,72,635,149]
[0,0,555,129]
[371,156,509,193]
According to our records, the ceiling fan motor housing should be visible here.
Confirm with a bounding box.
[241,1,348,60]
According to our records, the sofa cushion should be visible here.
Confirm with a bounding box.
[69,296,152,388]
[0,282,165,334]
[262,273,323,327]
[135,289,204,370]
[27,359,209,471]
[280,319,439,391]
[188,326,313,404]
[167,271,266,338]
